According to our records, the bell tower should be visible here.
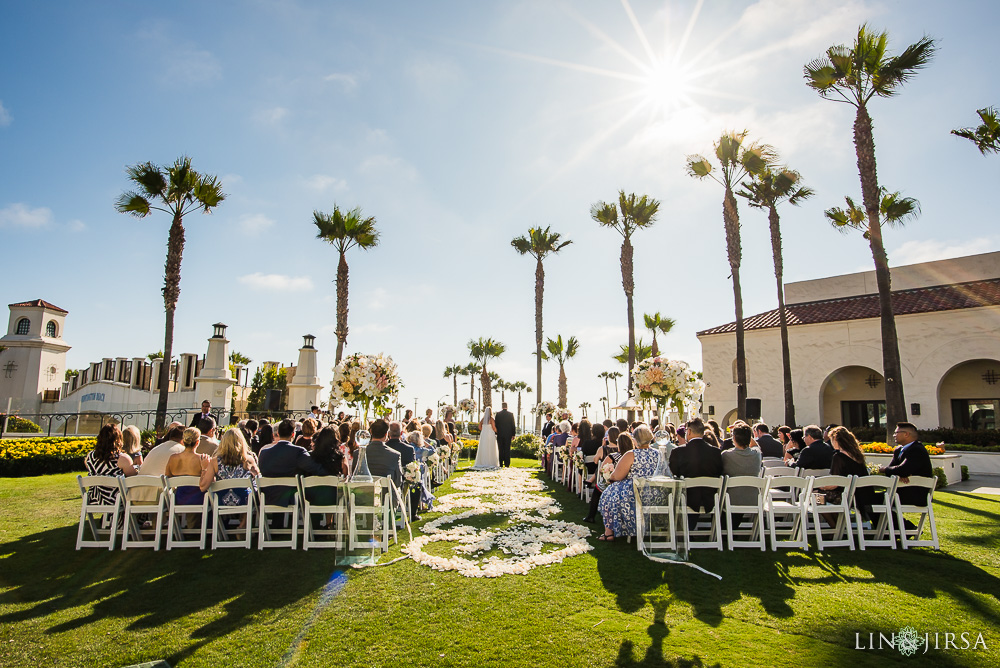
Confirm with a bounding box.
[0,299,72,413]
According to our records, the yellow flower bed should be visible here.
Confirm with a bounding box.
[860,442,944,456]
[0,437,96,460]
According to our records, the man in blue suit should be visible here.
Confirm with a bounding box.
[880,421,933,506]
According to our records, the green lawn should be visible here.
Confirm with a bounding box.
[1,462,998,667]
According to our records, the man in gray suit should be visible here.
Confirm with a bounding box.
[363,419,403,490]
[384,421,416,468]
[494,402,517,467]
[753,423,784,459]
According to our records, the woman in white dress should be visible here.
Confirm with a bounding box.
[470,406,500,470]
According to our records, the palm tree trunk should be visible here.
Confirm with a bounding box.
[558,365,567,408]
[650,332,659,357]
[613,376,620,404]
[335,250,349,364]
[534,258,544,431]
[724,187,748,420]
[156,213,185,431]
[621,236,636,421]
[517,391,522,431]
[453,373,458,406]
[769,205,795,426]
[469,372,475,401]
[855,103,906,442]
[481,367,491,409]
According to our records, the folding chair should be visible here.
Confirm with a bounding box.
[807,475,856,551]
[634,477,680,552]
[581,456,596,502]
[766,475,813,550]
[209,478,256,549]
[165,476,210,550]
[722,475,770,551]
[551,450,564,482]
[798,468,831,478]
[680,477,726,551]
[76,475,123,550]
[763,466,799,477]
[257,476,300,549]
[893,476,939,550]
[761,458,786,468]
[119,475,167,550]
[300,476,348,550]
[346,478,397,551]
[853,475,899,550]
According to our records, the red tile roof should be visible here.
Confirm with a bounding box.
[8,299,68,314]
[697,278,1000,336]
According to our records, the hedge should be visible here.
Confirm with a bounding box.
[0,415,42,433]
[860,442,945,456]
[0,436,94,477]
[850,427,1000,450]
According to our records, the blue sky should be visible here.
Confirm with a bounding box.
[2,0,998,421]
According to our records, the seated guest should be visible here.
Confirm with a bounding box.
[364,419,403,489]
[337,421,352,448]
[420,423,437,448]
[777,425,791,448]
[295,418,318,450]
[783,428,807,462]
[675,426,687,446]
[880,421,934,507]
[122,425,144,469]
[254,423,274,455]
[819,426,872,511]
[155,421,184,446]
[309,426,346,477]
[258,419,327,506]
[753,423,784,458]
[794,425,835,470]
[584,428,625,524]
[702,426,722,449]
[385,421,417,468]
[85,424,138,505]
[668,418,723,515]
[580,422,602,474]
[199,429,259,523]
[721,423,763,527]
[196,417,220,456]
[434,419,454,446]
[707,419,723,442]
[165,427,210,508]
[131,424,185,504]
[409,430,433,462]
[720,420,749,451]
[597,426,659,540]
[572,419,592,454]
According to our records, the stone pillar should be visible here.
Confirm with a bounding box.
[287,334,322,412]
[193,323,236,423]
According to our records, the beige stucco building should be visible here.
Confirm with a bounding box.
[697,251,1000,431]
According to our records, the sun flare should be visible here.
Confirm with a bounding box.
[638,58,696,116]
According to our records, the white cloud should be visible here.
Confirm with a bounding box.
[0,100,10,126]
[67,219,86,232]
[166,47,222,83]
[0,203,52,228]
[238,272,314,292]
[238,213,275,234]
[304,174,348,192]
[890,238,997,266]
[254,106,288,125]
[324,72,358,91]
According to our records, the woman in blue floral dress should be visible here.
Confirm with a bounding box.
[597,426,660,540]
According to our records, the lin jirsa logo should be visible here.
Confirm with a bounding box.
[855,626,988,655]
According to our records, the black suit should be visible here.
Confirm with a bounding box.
[494,409,516,467]
[190,412,212,427]
[795,440,834,470]
[884,441,933,505]
[755,433,784,459]
[259,440,327,506]
[542,420,555,438]
[385,437,416,469]
[668,437,724,512]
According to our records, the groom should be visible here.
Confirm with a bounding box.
[495,402,516,467]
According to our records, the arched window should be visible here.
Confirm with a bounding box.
[16,318,30,335]
[45,320,57,337]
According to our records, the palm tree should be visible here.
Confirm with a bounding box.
[511,381,531,431]
[116,156,225,430]
[643,312,676,357]
[738,163,814,426]
[487,371,503,405]
[609,371,623,404]
[591,191,659,417]
[464,362,481,402]
[313,205,380,364]
[443,364,464,405]
[511,226,572,430]
[597,371,612,409]
[613,340,653,366]
[540,335,580,408]
[805,25,935,435]
[468,338,506,409]
[687,132,774,420]
[599,396,608,417]
[579,401,591,418]
[953,106,1000,155]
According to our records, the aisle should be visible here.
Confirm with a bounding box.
[402,467,593,577]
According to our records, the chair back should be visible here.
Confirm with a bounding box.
[762,458,787,468]
[798,468,830,478]
[763,466,798,477]
[894,475,936,508]
[723,475,769,499]
[78,474,122,501]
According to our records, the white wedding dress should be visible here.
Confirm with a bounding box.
[470,407,501,470]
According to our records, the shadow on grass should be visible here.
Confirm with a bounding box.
[0,524,340,643]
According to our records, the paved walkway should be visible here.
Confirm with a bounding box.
[941,474,1000,496]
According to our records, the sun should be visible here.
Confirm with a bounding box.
[638,57,696,117]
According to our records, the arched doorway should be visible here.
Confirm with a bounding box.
[937,359,1000,429]
[820,366,885,429]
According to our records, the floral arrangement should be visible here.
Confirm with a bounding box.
[330,352,402,421]
[439,404,457,418]
[533,401,557,416]
[556,445,569,462]
[631,356,705,419]
[428,453,440,468]
[600,460,614,478]
[866,462,883,475]
[437,445,451,460]
[554,408,573,423]
[404,461,421,485]
[572,450,586,470]
[450,441,463,457]
[458,398,477,413]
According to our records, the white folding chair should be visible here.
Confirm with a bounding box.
[119,475,167,550]
[766,475,813,550]
[581,456,596,502]
[807,475,856,551]
[257,476,300,549]
[634,477,680,552]
[680,477,726,551]
[722,476,770,551]
[893,476,939,550]
[165,475,210,550]
[798,468,831,478]
[209,478,256,549]
[761,458,786,468]
[346,478,396,551]
[551,450,564,482]
[853,475,899,550]
[300,476,348,550]
[763,466,799,477]
[75,475,123,550]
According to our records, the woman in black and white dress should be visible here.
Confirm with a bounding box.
[84,424,137,505]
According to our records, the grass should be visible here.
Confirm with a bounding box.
[1,460,999,667]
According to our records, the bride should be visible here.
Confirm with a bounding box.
[469,406,500,470]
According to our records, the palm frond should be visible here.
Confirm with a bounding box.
[114,192,151,217]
